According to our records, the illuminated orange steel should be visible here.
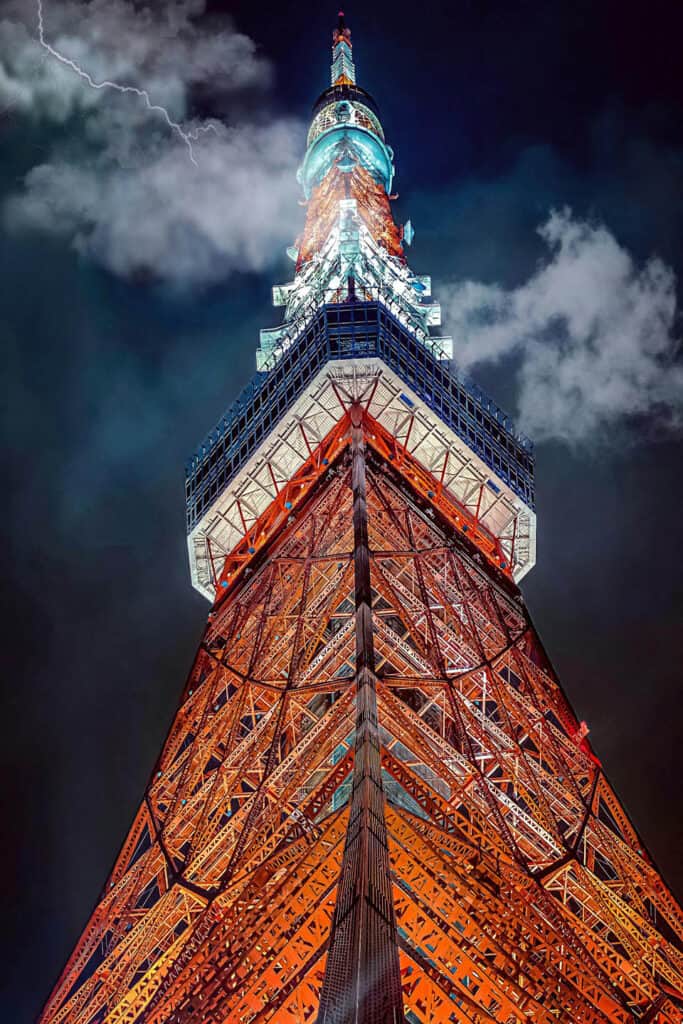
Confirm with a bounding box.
[214,409,511,602]
[39,423,683,1023]
[297,162,405,271]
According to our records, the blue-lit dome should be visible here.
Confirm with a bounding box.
[298,87,394,197]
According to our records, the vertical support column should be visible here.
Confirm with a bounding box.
[317,407,405,1024]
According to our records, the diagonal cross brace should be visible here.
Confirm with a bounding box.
[316,405,405,1024]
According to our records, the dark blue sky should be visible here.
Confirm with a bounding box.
[1,1,682,1019]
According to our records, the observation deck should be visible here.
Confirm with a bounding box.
[186,302,535,600]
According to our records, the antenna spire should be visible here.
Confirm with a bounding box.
[331,10,356,85]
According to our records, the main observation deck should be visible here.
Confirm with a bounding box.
[186,302,535,600]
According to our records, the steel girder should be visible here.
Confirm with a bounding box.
[40,415,683,1024]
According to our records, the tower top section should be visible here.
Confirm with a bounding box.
[331,10,355,85]
[301,13,391,201]
[186,12,536,602]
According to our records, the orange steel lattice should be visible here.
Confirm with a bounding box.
[297,161,405,272]
[40,411,683,1023]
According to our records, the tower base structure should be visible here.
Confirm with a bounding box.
[40,379,683,1023]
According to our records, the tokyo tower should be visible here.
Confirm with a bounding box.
[40,14,683,1024]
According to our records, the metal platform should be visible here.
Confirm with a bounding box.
[186,303,536,599]
[186,301,534,536]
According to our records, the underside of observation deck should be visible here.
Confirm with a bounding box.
[186,302,535,604]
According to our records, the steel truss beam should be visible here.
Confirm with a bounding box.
[316,406,405,1023]
[40,413,683,1024]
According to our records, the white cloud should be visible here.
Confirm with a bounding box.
[1,0,305,285]
[5,120,304,285]
[1,0,271,120]
[442,209,682,444]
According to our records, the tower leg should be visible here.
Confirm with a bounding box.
[316,406,405,1024]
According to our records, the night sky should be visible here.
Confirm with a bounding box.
[2,1,682,1019]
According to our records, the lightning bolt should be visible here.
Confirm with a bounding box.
[36,0,215,165]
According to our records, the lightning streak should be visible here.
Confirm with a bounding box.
[36,0,215,165]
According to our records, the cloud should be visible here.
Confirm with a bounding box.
[5,120,304,285]
[1,0,271,120]
[0,0,305,285]
[442,209,683,444]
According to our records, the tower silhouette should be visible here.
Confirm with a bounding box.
[41,14,683,1024]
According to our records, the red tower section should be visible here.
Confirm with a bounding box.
[40,16,683,1024]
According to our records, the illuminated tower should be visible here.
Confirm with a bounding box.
[41,14,683,1024]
